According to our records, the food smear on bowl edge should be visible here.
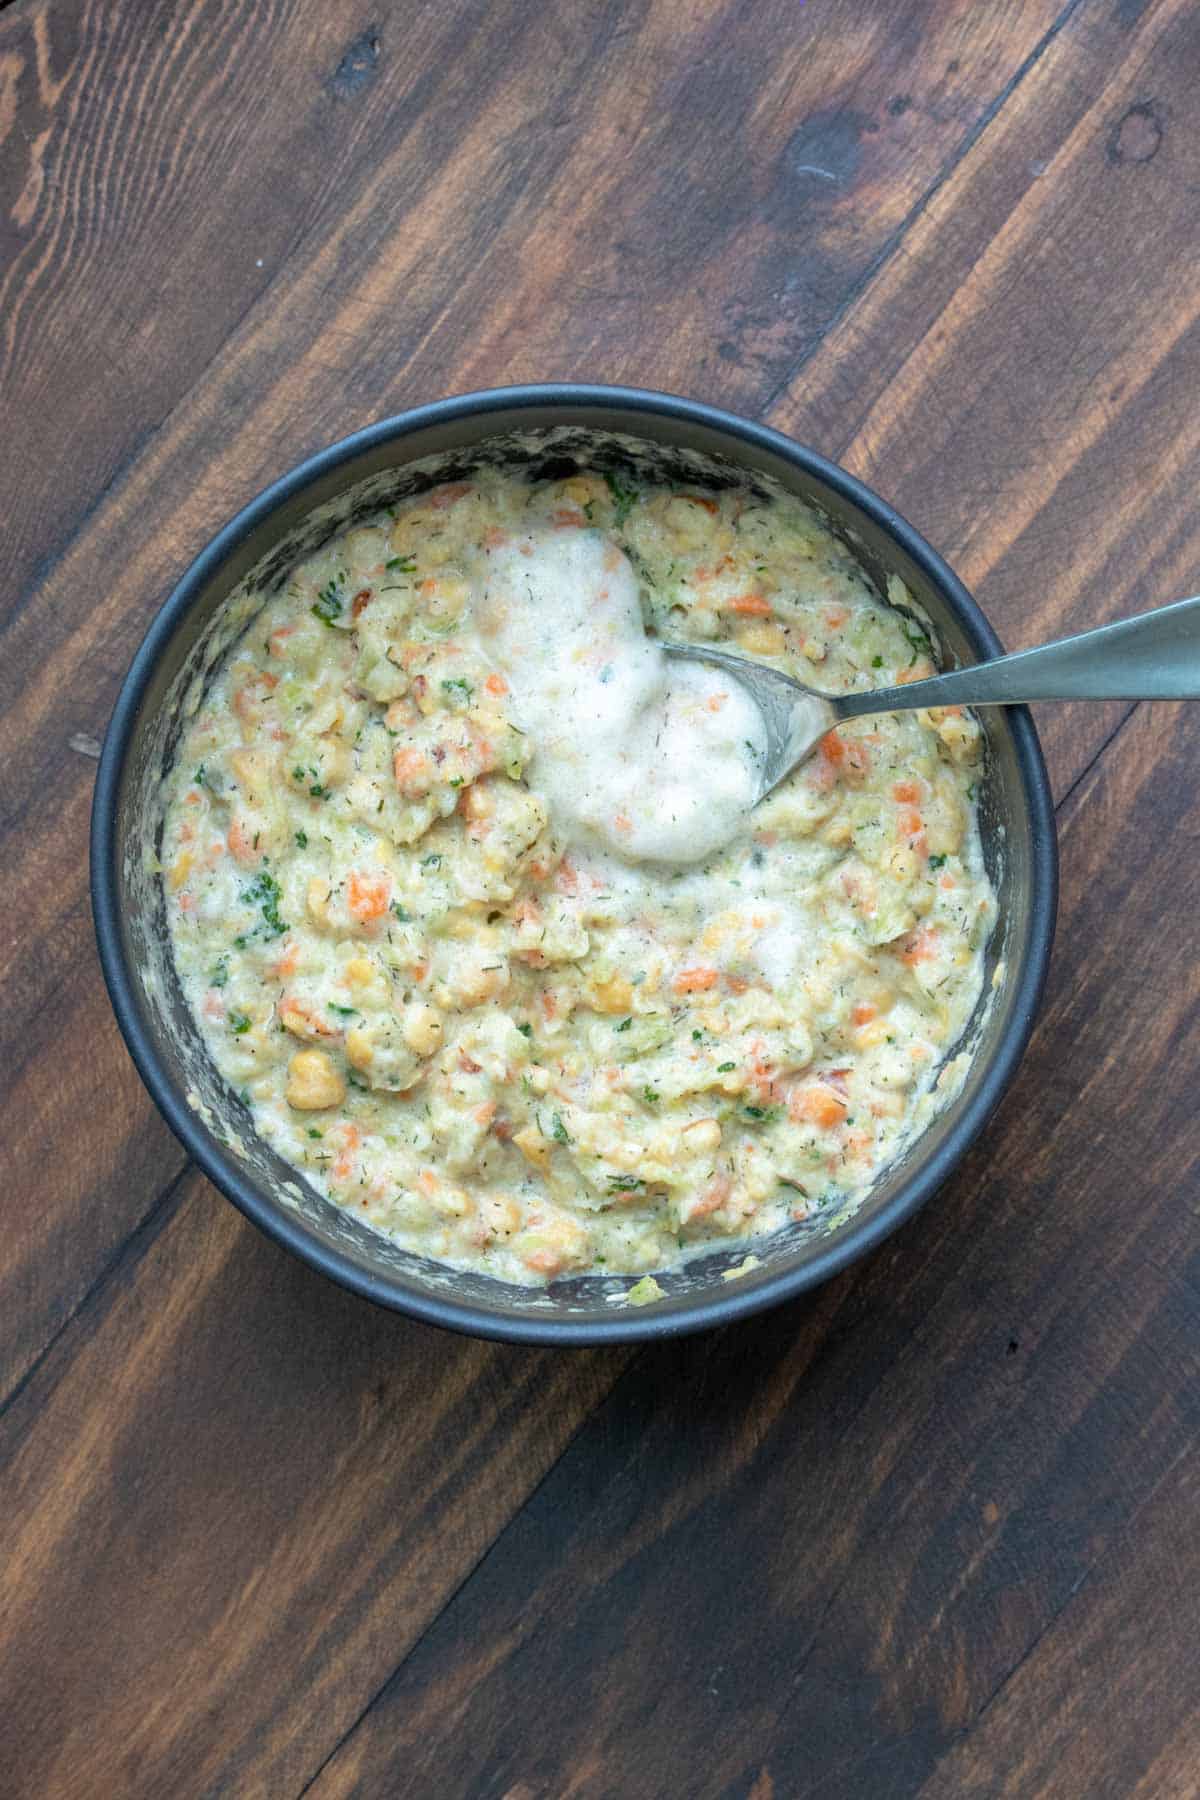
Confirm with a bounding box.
[159,467,996,1286]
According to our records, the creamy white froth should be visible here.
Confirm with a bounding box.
[479,530,766,863]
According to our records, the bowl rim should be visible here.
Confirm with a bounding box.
[91,381,1058,1345]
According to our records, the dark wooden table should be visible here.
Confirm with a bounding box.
[4,1,1200,1793]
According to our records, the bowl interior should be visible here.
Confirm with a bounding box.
[96,393,1055,1341]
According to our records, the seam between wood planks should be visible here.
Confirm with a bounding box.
[281,558,1147,1798]
[0,0,1145,1772]
[289,684,1156,1793]
[0,1158,193,1432]
[754,0,1086,426]
[3,1,1083,636]
[1052,701,1141,818]
[292,1337,644,1798]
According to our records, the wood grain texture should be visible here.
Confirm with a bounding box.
[768,0,1200,803]
[3,0,1200,1794]
[0,1166,628,1798]
[305,697,1200,1800]
[0,0,1063,1401]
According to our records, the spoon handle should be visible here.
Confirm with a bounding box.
[835,593,1200,718]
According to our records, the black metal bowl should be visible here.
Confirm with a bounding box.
[91,385,1057,1344]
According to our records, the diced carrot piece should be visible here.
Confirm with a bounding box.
[824,606,849,629]
[725,593,772,616]
[843,740,871,781]
[429,482,472,510]
[681,494,720,515]
[685,1174,732,1221]
[899,926,938,966]
[268,624,297,657]
[347,869,392,922]
[351,588,372,619]
[227,816,256,865]
[271,939,301,979]
[612,812,633,835]
[393,746,431,796]
[897,807,924,840]
[892,780,921,804]
[821,730,846,764]
[897,660,935,684]
[674,967,720,994]
[851,1001,877,1026]
[484,672,509,696]
[788,1085,848,1130]
[523,1245,566,1276]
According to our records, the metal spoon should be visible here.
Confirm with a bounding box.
[666,593,1200,801]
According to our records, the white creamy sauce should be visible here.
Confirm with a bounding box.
[478,530,767,863]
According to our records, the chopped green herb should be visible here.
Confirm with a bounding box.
[441,677,474,705]
[211,958,229,990]
[229,1011,252,1035]
[517,1022,533,1039]
[928,853,947,870]
[295,829,308,849]
[347,1071,369,1091]
[240,868,287,937]
[449,775,464,787]
[386,555,417,573]
[193,764,207,787]
[309,782,330,800]
[902,622,932,665]
[421,853,442,869]
[967,782,978,801]
[642,1087,660,1106]
[327,1004,357,1017]
[615,1017,633,1032]
[307,1128,323,1140]
[742,1104,781,1124]
[692,1029,703,1042]
[871,655,884,669]
[717,1061,736,1073]
[607,1175,645,1193]
[550,1113,570,1145]
[392,903,412,921]
[312,578,345,627]
[604,469,638,526]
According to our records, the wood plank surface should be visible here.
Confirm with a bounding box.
[3,0,1200,1795]
[0,0,1064,1402]
[297,696,1200,1800]
[770,0,1200,803]
[0,1169,628,1797]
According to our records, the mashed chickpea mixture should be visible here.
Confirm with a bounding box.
[162,467,995,1286]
